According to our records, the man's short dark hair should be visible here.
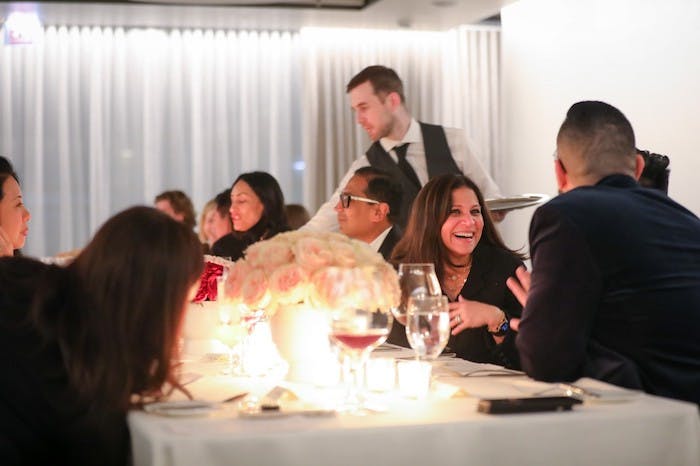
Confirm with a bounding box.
[346,65,405,103]
[353,166,402,224]
[213,188,232,217]
[557,100,637,179]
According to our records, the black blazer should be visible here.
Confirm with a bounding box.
[449,243,523,369]
[517,175,700,404]
[378,226,402,261]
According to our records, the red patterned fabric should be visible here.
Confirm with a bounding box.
[193,262,224,302]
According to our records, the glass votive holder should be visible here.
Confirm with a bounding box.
[397,360,432,399]
[365,358,396,392]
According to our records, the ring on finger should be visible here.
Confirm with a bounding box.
[455,314,462,325]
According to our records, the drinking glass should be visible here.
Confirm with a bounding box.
[216,302,245,375]
[393,263,442,326]
[215,275,252,375]
[405,295,450,360]
[329,307,393,414]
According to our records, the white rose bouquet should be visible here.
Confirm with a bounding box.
[223,231,400,316]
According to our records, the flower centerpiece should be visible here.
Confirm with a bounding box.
[223,230,400,316]
[222,230,400,384]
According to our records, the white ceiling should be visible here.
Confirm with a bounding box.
[0,0,514,31]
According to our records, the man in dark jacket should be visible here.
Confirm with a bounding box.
[508,101,700,404]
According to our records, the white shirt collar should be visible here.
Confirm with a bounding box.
[368,225,394,252]
[379,118,421,153]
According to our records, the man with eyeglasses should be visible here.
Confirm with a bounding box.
[304,65,501,232]
[506,101,700,404]
[334,167,402,260]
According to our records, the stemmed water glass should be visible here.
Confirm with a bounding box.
[405,295,450,360]
[215,275,245,375]
[393,263,442,326]
[216,303,244,375]
[329,307,393,414]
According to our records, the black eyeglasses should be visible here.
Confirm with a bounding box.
[339,193,380,209]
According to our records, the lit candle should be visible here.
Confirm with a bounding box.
[365,358,396,392]
[397,360,432,398]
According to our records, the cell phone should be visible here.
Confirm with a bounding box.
[477,396,582,414]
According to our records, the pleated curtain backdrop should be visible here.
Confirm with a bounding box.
[0,24,499,257]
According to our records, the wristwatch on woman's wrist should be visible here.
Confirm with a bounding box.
[489,310,509,336]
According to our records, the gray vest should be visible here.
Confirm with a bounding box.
[366,122,462,229]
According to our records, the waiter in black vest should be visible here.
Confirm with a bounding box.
[304,65,502,232]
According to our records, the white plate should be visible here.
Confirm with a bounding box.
[485,194,549,212]
[144,400,218,417]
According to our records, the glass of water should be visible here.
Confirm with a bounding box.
[405,295,450,360]
[393,263,442,326]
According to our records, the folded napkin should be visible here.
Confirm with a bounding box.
[438,359,524,377]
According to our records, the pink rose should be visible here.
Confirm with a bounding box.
[329,240,357,267]
[351,240,385,266]
[308,267,357,309]
[245,238,294,272]
[293,237,334,272]
[225,259,252,303]
[365,263,400,311]
[268,263,308,306]
[241,269,271,309]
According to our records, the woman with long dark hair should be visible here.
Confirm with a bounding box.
[0,206,203,465]
[391,174,525,369]
[211,171,290,260]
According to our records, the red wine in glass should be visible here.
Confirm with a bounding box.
[330,330,388,351]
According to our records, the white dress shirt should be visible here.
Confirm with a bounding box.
[368,225,393,252]
[303,118,501,232]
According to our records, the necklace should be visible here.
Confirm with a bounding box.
[442,259,472,296]
[444,258,473,282]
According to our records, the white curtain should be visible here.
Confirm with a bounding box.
[0,26,302,256]
[300,25,501,213]
[0,23,499,257]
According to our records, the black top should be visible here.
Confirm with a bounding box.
[0,257,129,466]
[387,243,523,370]
[518,175,700,404]
[448,243,523,369]
[211,221,290,261]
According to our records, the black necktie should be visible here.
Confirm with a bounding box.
[394,143,422,189]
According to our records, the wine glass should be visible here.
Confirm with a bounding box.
[215,276,245,375]
[329,307,393,414]
[393,263,442,326]
[405,295,450,360]
[216,302,245,375]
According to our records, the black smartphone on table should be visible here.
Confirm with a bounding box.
[477,396,582,414]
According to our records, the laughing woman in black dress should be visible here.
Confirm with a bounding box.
[391,174,525,369]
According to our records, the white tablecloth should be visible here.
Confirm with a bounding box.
[129,358,700,466]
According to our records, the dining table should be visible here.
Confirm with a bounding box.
[128,346,700,466]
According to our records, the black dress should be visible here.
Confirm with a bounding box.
[211,221,289,261]
[387,243,523,369]
[0,257,129,466]
[448,243,523,369]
